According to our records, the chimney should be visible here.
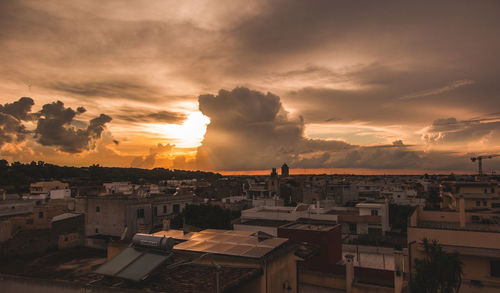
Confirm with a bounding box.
[459,197,466,228]
[394,250,404,293]
[345,254,354,293]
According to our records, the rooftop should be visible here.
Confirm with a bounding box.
[280,220,339,232]
[417,220,500,233]
[237,219,291,227]
[172,229,289,259]
[52,212,83,222]
[0,247,263,293]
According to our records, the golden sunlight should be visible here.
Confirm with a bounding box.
[145,112,210,148]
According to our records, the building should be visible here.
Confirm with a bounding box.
[0,199,36,218]
[0,229,302,293]
[440,181,499,211]
[29,180,69,199]
[408,184,500,292]
[236,201,390,237]
[355,202,391,235]
[76,194,194,240]
[281,163,290,177]
[326,182,359,205]
[278,220,342,270]
[103,182,134,195]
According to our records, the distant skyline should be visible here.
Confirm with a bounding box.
[1,0,499,173]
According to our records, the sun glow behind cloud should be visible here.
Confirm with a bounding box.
[144,112,210,148]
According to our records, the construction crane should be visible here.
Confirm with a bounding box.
[471,154,500,176]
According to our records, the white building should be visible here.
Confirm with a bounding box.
[236,201,391,236]
[103,182,134,195]
[49,189,71,199]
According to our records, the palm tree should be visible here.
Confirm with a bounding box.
[412,238,463,293]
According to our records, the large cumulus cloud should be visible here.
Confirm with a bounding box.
[197,87,308,169]
[0,97,35,146]
[35,101,112,153]
[0,97,113,154]
[197,87,500,171]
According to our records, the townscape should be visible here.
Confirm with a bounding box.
[1,161,499,292]
[2,1,500,292]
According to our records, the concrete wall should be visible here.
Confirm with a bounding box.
[266,249,300,293]
[408,226,500,250]
[233,223,278,236]
[0,221,12,242]
[0,200,34,217]
[298,269,346,292]
[85,198,127,237]
[82,196,192,238]
[1,214,83,255]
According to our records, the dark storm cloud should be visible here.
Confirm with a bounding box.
[0,97,36,121]
[228,0,500,125]
[115,109,187,124]
[197,87,498,171]
[197,87,306,169]
[1,0,499,170]
[0,97,35,146]
[35,101,112,153]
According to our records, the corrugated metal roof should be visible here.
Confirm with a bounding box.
[51,212,82,222]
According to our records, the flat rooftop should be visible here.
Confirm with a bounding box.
[237,219,291,227]
[280,220,339,232]
[417,221,500,233]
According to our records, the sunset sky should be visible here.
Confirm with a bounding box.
[1,0,499,174]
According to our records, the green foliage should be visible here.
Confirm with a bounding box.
[171,204,240,230]
[412,238,463,293]
[0,159,221,193]
[389,204,415,234]
[426,189,442,210]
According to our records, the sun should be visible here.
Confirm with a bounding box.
[145,112,210,148]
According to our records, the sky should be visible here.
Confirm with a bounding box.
[0,0,499,174]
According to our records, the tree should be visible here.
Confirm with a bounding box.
[389,204,415,234]
[412,238,463,293]
[171,204,240,230]
[426,188,442,210]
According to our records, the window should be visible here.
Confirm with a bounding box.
[483,200,488,206]
[153,206,158,217]
[173,204,180,213]
[493,203,500,208]
[349,223,357,234]
[38,211,44,218]
[95,228,99,233]
[163,205,167,213]
[96,206,100,212]
[476,201,481,207]
[491,260,500,277]
[371,209,379,216]
[137,208,145,218]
